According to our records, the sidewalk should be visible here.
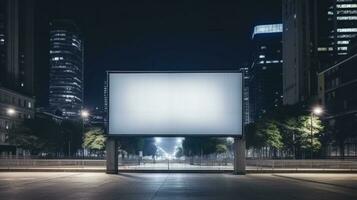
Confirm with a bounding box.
[1,166,357,173]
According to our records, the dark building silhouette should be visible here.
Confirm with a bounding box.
[249,24,283,122]
[240,66,250,125]
[318,51,357,157]
[49,20,84,119]
[282,0,319,105]
[0,0,35,155]
[0,0,34,95]
[283,0,357,105]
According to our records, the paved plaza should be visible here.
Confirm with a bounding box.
[0,172,357,199]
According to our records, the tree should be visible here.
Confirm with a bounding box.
[82,127,106,152]
[8,123,43,154]
[202,138,221,155]
[247,120,282,149]
[8,118,64,155]
[61,120,83,156]
[246,104,326,158]
[257,120,283,158]
[246,123,264,149]
[29,117,63,154]
[143,138,157,157]
[216,144,228,154]
[7,117,88,157]
[118,137,144,156]
[280,117,299,158]
[175,147,184,158]
[182,137,221,157]
[281,114,324,158]
[182,137,202,156]
[297,115,323,153]
[260,120,283,150]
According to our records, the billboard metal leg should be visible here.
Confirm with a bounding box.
[233,137,246,175]
[106,138,118,174]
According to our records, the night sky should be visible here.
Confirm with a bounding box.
[34,0,281,109]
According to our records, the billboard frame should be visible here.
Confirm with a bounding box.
[106,70,244,138]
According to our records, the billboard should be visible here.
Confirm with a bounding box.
[108,72,242,136]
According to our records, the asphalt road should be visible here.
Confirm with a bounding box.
[0,172,356,200]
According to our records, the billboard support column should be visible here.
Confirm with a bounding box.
[106,137,118,174]
[233,137,246,175]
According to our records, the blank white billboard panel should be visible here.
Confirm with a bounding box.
[108,72,242,136]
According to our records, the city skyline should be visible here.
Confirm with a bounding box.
[34,0,282,109]
[1,2,357,199]
[1,0,356,159]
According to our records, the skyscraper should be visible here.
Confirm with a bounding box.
[282,0,319,105]
[0,0,34,95]
[0,0,35,154]
[49,20,84,118]
[316,0,357,157]
[0,1,5,78]
[283,0,357,105]
[240,65,250,125]
[249,24,283,121]
[331,0,357,57]
[318,0,357,68]
[103,80,108,125]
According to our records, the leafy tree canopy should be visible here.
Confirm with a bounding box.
[82,127,106,151]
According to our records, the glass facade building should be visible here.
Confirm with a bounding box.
[49,20,83,118]
[331,0,357,56]
[249,24,283,122]
[318,0,357,67]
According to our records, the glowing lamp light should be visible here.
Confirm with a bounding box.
[226,137,234,143]
[155,137,162,144]
[7,108,16,116]
[176,138,183,143]
[81,110,89,118]
[312,106,323,116]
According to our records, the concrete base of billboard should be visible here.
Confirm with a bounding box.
[106,138,118,174]
[233,137,246,175]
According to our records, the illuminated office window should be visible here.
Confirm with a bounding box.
[252,24,282,38]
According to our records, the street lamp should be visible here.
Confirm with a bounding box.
[313,107,323,116]
[5,108,15,148]
[6,108,16,116]
[80,109,89,158]
[226,137,234,144]
[176,138,183,144]
[81,110,89,118]
[155,137,162,145]
[310,106,323,159]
